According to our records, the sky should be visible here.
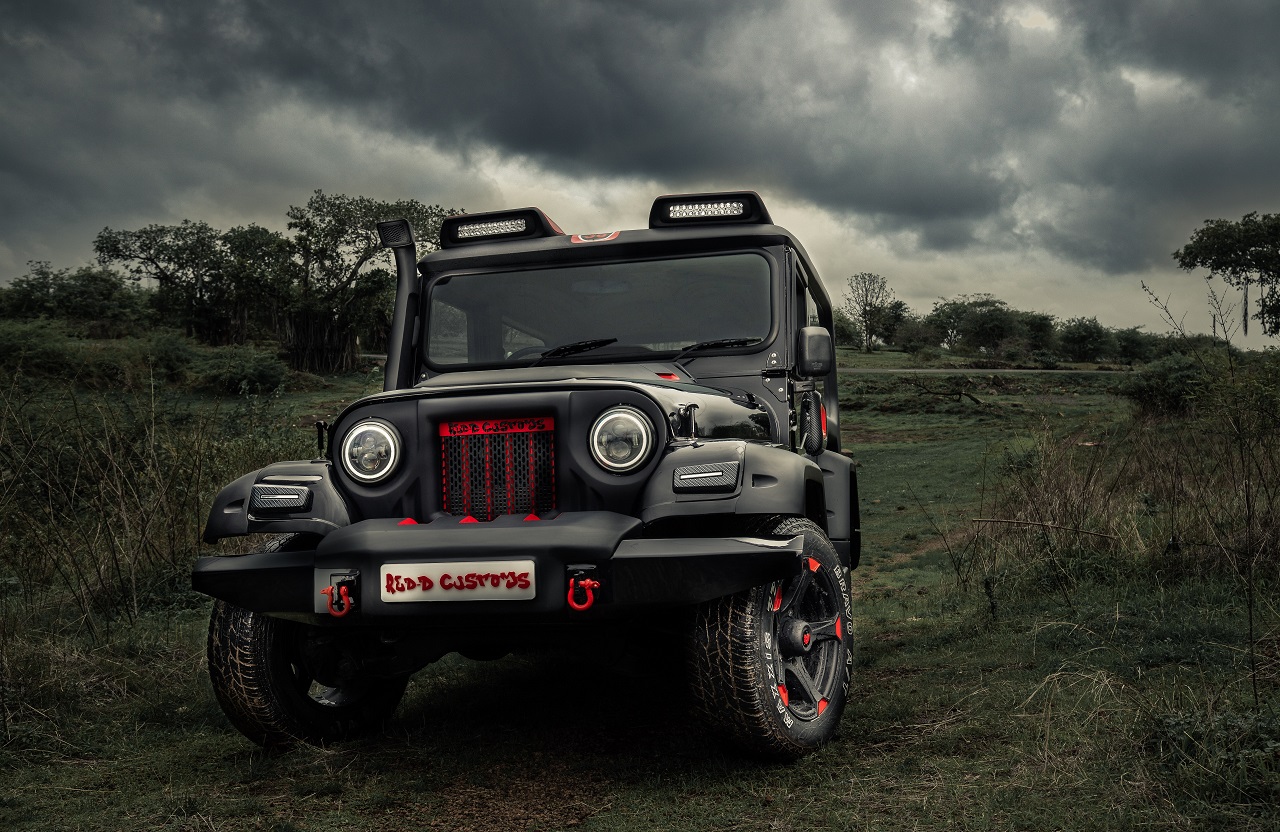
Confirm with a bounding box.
[3,0,1279,345]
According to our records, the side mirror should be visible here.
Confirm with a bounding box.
[797,326,833,377]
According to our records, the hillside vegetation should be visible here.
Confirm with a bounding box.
[0,325,1276,831]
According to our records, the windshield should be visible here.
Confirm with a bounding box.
[425,252,773,369]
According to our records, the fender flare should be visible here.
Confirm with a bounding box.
[640,441,825,528]
[202,460,353,543]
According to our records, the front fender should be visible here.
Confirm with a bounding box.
[640,441,823,525]
[202,460,353,543]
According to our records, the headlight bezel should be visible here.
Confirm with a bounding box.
[340,419,401,484]
[589,405,655,474]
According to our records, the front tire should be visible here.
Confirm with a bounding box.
[688,517,854,759]
[207,600,409,747]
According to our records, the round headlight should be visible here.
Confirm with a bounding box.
[589,406,654,473]
[341,421,400,483]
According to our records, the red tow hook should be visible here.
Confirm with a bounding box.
[567,576,601,611]
[321,585,354,618]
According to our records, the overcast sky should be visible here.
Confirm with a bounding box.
[3,0,1278,343]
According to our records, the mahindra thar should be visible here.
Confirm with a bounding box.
[194,191,860,759]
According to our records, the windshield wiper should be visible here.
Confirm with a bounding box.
[528,338,618,367]
[672,338,761,369]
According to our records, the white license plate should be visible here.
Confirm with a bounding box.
[380,560,536,602]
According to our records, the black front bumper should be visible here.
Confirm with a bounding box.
[192,512,804,622]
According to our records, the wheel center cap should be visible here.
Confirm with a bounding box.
[780,619,813,655]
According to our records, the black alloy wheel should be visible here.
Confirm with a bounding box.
[689,516,854,759]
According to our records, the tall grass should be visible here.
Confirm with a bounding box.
[0,377,309,750]
[949,343,1280,820]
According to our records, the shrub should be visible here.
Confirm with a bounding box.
[190,345,288,394]
[143,330,197,383]
[0,318,84,378]
[1119,353,1206,416]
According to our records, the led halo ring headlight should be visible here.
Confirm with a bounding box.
[341,420,401,484]
[589,406,655,474]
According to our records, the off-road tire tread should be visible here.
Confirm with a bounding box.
[205,536,407,747]
[687,516,851,759]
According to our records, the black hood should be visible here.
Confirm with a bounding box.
[394,363,774,443]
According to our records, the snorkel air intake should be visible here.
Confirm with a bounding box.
[377,218,418,391]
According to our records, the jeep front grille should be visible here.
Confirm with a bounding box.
[439,417,555,521]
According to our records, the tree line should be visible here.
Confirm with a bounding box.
[4,204,1275,374]
[838,212,1280,363]
[1,191,456,374]
[835,275,1169,364]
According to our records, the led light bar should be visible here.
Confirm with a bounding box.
[440,208,565,248]
[668,200,745,219]
[456,218,528,238]
[649,191,772,228]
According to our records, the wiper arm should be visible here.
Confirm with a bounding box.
[672,338,761,369]
[528,338,618,367]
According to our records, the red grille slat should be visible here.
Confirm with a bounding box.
[441,417,555,522]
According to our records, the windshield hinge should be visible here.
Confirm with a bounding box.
[761,369,789,402]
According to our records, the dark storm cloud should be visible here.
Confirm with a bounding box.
[2,0,1279,277]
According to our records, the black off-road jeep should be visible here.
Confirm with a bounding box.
[194,191,860,759]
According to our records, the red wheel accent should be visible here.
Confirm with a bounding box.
[802,632,811,646]
[835,616,843,641]
[777,684,790,707]
[772,584,783,612]
[817,698,829,716]
[807,557,821,572]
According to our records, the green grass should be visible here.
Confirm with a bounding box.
[2,355,1276,831]
[4,580,1270,831]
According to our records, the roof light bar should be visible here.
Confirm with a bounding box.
[649,191,772,228]
[440,208,565,249]
[668,200,745,219]
[456,218,528,238]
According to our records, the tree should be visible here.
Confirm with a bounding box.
[1114,326,1157,364]
[955,296,1016,353]
[842,272,893,353]
[1015,311,1057,354]
[1173,211,1280,336]
[869,298,910,346]
[2,261,150,337]
[94,192,459,372]
[284,191,455,372]
[892,316,940,354]
[1058,316,1115,362]
[923,297,969,351]
[94,217,280,343]
[831,308,863,348]
[924,294,1002,352]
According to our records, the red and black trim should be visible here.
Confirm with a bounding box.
[440,417,556,522]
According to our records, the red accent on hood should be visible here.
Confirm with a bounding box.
[397,517,418,526]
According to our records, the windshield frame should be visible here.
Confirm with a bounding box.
[419,249,782,373]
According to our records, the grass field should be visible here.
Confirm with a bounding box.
[1,359,1276,831]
